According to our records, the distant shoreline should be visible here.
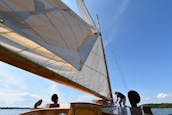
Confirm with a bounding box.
[0,107,30,109]
[143,103,172,108]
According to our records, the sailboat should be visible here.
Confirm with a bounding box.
[0,0,153,115]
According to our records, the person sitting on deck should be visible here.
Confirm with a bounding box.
[34,99,42,109]
[128,90,140,108]
[46,93,60,108]
[128,90,153,114]
[114,92,126,107]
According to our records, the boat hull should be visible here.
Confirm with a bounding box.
[20,108,69,115]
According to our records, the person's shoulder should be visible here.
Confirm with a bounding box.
[119,92,125,97]
[118,92,122,95]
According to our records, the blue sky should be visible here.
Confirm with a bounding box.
[0,0,172,107]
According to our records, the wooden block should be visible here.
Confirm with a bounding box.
[130,107,142,115]
[69,102,102,115]
[45,104,60,108]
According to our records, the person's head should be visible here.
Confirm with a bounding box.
[115,92,118,95]
[51,94,58,104]
[128,90,140,107]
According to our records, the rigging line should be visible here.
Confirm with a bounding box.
[99,13,129,92]
[103,28,128,91]
[96,16,128,92]
[113,54,129,91]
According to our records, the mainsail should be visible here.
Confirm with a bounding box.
[0,0,113,101]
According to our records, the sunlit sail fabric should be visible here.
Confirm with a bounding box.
[76,0,95,27]
[0,0,97,71]
[0,0,111,100]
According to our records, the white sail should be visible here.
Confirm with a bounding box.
[76,0,96,28]
[0,0,112,100]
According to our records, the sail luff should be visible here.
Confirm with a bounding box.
[99,35,114,103]
[96,14,114,103]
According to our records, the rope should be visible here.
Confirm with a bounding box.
[96,14,129,92]
[113,54,129,91]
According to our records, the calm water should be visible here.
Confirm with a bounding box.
[152,108,172,115]
[0,109,29,115]
[0,108,172,115]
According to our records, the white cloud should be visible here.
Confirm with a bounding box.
[48,83,64,101]
[144,97,152,101]
[157,93,171,99]
[0,63,67,107]
[139,93,172,105]
[141,97,153,104]
[48,83,60,94]
[141,95,150,101]
[45,83,66,104]
[0,67,27,89]
[0,91,40,107]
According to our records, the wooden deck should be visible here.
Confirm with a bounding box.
[20,108,69,115]
[20,103,153,115]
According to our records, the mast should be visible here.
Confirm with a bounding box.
[96,14,114,103]
[100,35,114,103]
